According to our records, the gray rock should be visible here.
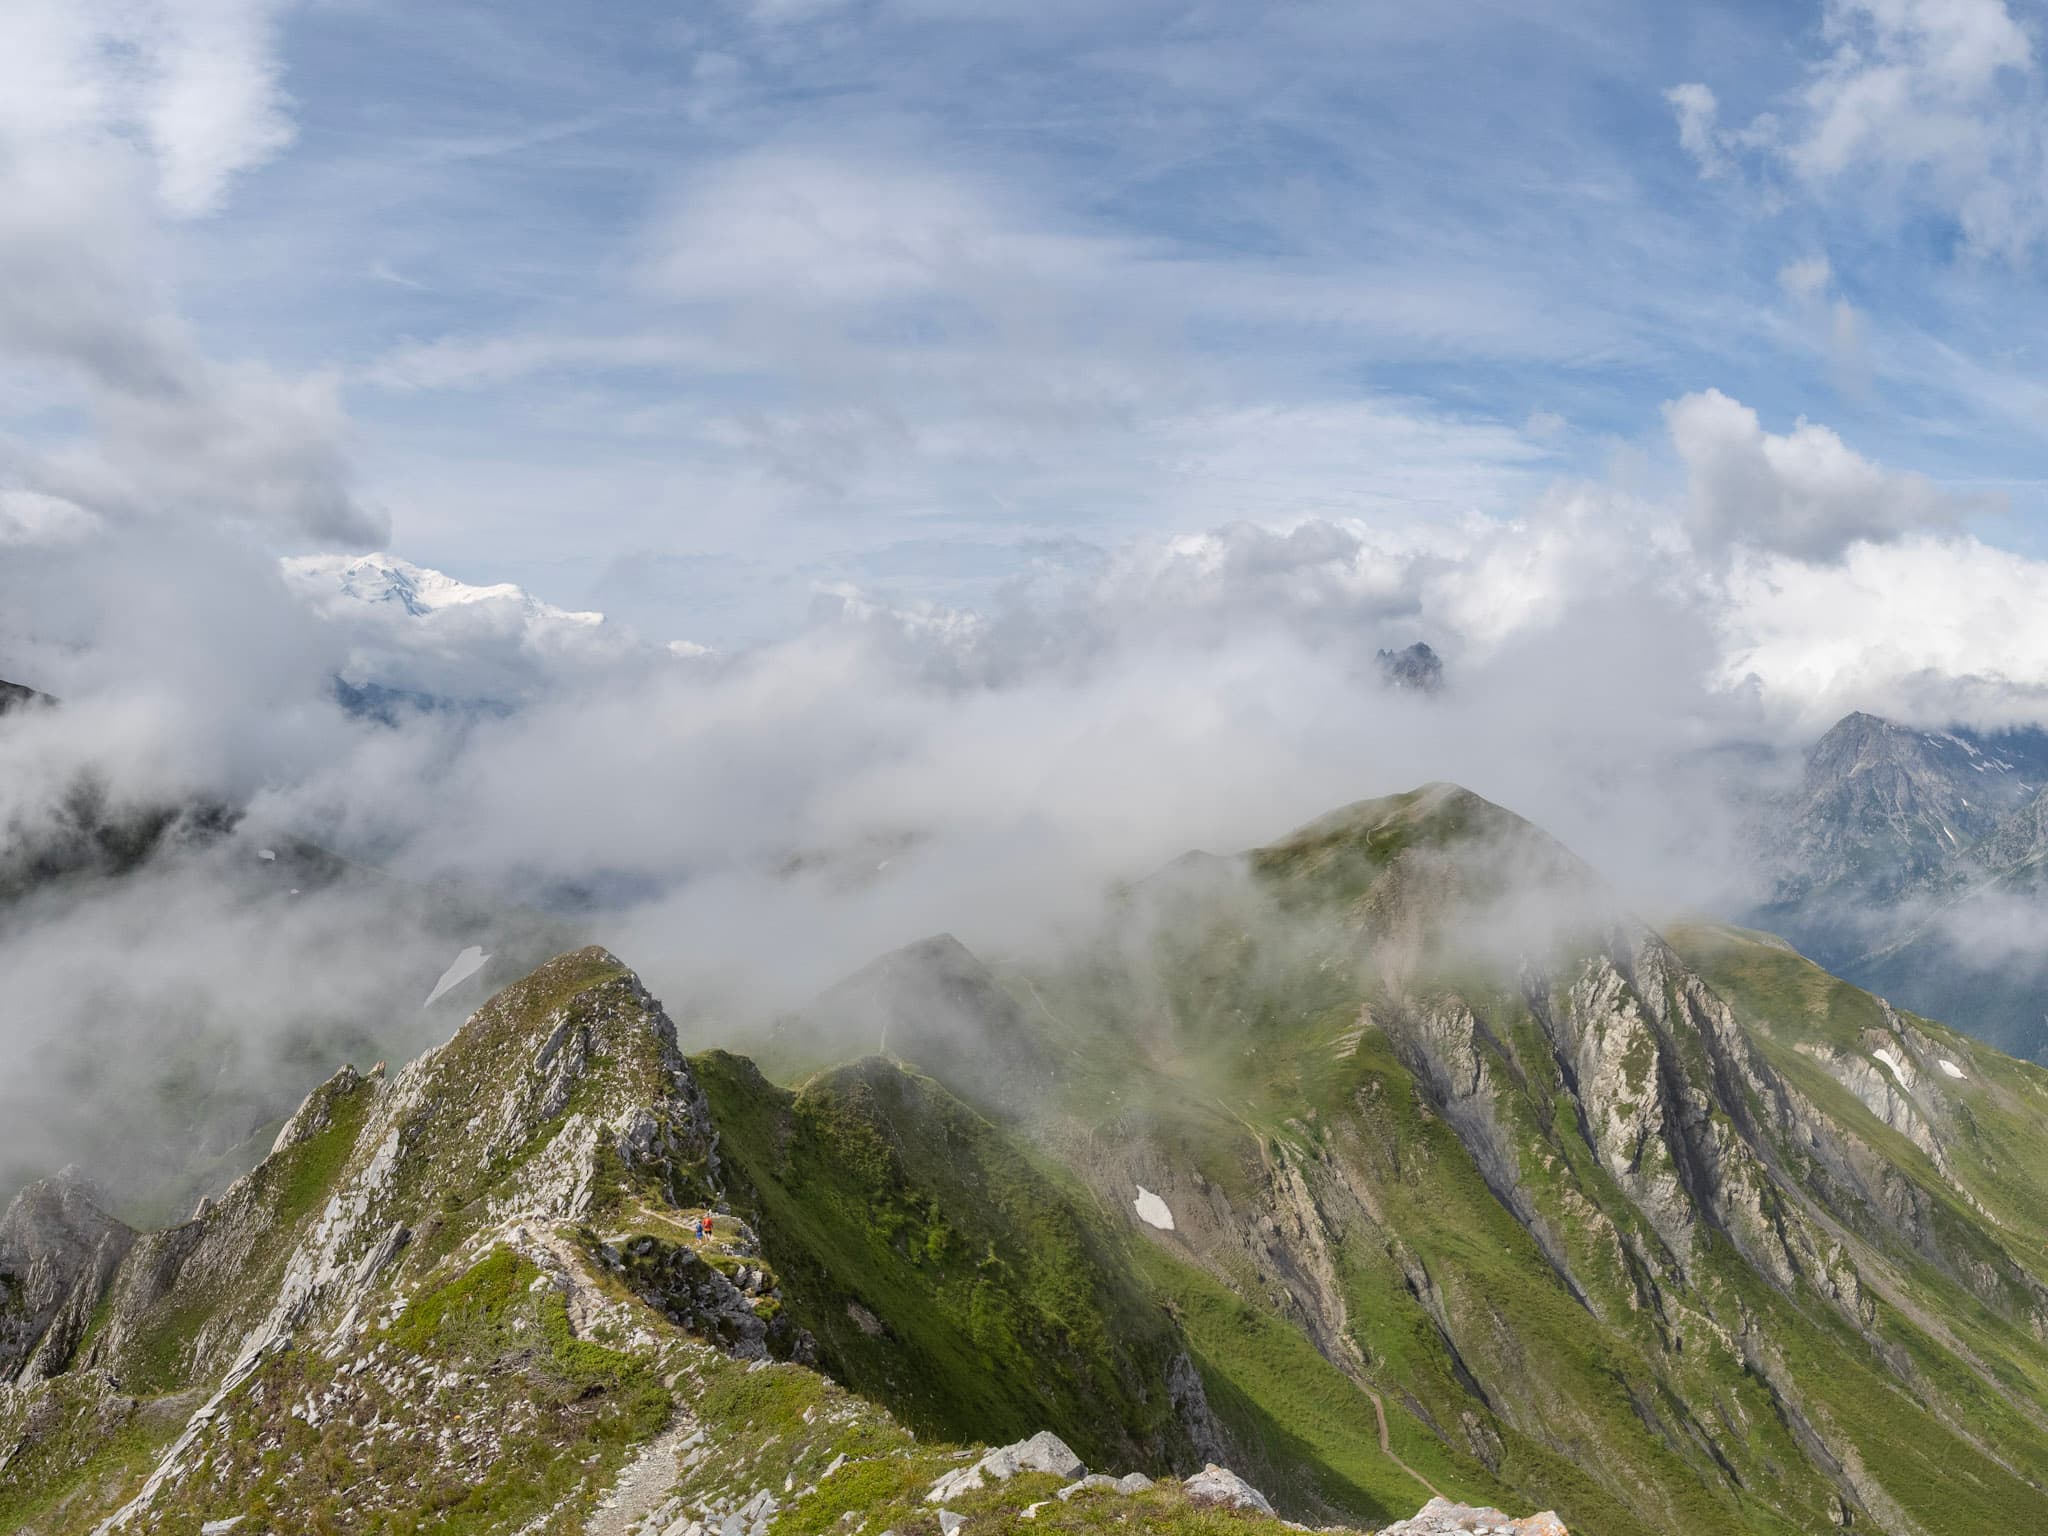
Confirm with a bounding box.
[926,1430,1085,1502]
[1373,1498,1567,1535]
[1056,1475,1120,1500]
[937,1512,965,1536]
[0,1170,135,1383]
[1113,1473,1155,1494]
[1182,1464,1275,1515]
[1376,641,1444,694]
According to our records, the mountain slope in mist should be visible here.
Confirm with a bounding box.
[0,678,52,715]
[776,785,2048,1534]
[10,785,2048,1534]
[1760,709,2048,1063]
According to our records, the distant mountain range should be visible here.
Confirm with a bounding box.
[281,551,607,629]
[281,551,709,717]
[1754,710,2048,1063]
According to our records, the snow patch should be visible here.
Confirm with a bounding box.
[256,848,277,862]
[1873,1047,1907,1081]
[1133,1186,1174,1231]
[1939,1059,1967,1080]
[424,946,490,1008]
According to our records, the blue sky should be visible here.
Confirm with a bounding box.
[11,0,2048,651]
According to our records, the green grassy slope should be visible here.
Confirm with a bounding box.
[693,1051,1200,1475]
[770,786,2048,1535]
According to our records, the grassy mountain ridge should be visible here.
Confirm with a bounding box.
[794,784,2048,1533]
[7,784,2048,1533]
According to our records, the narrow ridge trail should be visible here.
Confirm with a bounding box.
[1363,1383,1445,1503]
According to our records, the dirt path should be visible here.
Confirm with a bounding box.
[1361,1381,1445,1502]
[584,1418,699,1536]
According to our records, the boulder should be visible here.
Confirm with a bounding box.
[1182,1464,1275,1515]
[1375,1498,1568,1535]
[1056,1475,1120,1500]
[926,1431,1085,1502]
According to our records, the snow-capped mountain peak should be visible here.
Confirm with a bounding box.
[281,552,603,626]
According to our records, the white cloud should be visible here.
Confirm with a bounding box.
[1778,255,1834,304]
[645,151,1132,308]
[1666,387,1967,559]
[1792,0,2031,182]
[1721,534,2048,725]
[363,332,724,394]
[1667,83,1732,177]
[0,0,377,546]
[0,0,298,220]
[0,490,99,547]
[129,0,299,218]
[1673,0,2048,258]
[1775,255,1870,392]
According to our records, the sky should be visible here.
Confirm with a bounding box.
[14,0,2048,1192]
[10,0,2048,652]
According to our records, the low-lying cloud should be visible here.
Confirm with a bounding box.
[3,415,2044,1203]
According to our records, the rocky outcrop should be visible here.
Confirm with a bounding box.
[1,949,753,1532]
[1375,1498,1566,1535]
[1182,1463,1276,1514]
[597,1229,808,1362]
[926,1431,1086,1501]
[0,1171,134,1382]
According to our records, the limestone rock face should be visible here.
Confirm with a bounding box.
[0,1170,134,1382]
[1375,1498,1566,1535]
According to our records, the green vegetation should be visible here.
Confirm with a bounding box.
[21,785,2048,1536]
[389,1245,665,1411]
[139,1245,672,1536]
[694,1051,1197,1473]
[0,1378,185,1534]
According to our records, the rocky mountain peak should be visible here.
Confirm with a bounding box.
[1771,709,2046,907]
[0,1169,135,1382]
[0,675,53,715]
[1375,641,1444,693]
